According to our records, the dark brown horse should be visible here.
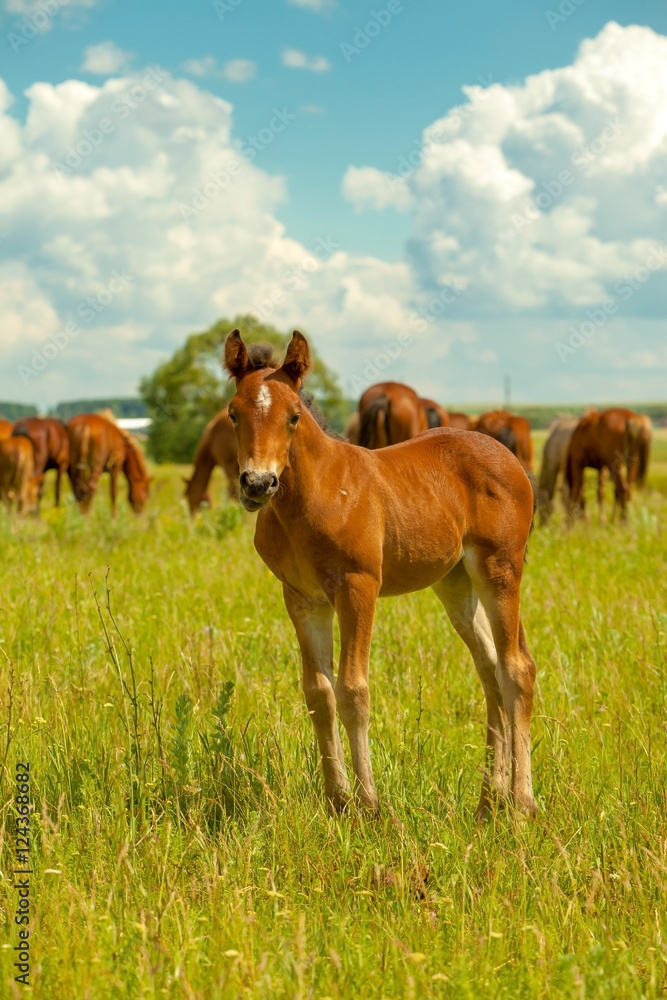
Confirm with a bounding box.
[68,414,151,515]
[476,410,534,473]
[358,381,428,449]
[420,397,449,429]
[565,408,646,522]
[12,416,69,507]
[537,417,578,522]
[184,409,239,514]
[224,329,539,820]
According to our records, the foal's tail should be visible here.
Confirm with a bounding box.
[423,404,441,430]
[626,414,651,489]
[497,424,518,456]
[359,395,391,449]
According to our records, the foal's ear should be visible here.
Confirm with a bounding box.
[223,329,252,380]
[280,331,311,387]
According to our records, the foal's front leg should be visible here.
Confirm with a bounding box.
[335,575,380,812]
[283,585,351,812]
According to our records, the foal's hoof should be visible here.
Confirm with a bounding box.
[327,791,351,815]
[475,803,493,825]
[476,790,537,824]
[475,792,509,824]
[515,795,538,820]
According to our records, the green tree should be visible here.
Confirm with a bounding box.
[0,402,38,420]
[140,315,345,463]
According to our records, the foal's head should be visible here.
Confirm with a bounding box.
[224,329,311,511]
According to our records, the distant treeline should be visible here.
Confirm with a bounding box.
[1,398,149,421]
[51,398,149,420]
[3,396,666,437]
[0,402,38,420]
[448,403,667,430]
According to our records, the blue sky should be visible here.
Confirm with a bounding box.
[1,0,666,406]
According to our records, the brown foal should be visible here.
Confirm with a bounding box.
[225,330,539,820]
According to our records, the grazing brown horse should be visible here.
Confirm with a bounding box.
[224,329,539,820]
[12,416,69,507]
[537,417,578,522]
[476,410,534,473]
[0,419,13,440]
[184,410,239,514]
[420,397,449,429]
[447,412,478,431]
[0,437,39,514]
[565,408,646,522]
[358,382,428,449]
[68,413,151,514]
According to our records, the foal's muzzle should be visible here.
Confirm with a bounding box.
[239,469,279,511]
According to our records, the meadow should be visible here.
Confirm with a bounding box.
[0,431,666,999]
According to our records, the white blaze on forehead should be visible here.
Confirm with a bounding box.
[256,384,272,415]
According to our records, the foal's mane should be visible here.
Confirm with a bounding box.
[243,341,342,441]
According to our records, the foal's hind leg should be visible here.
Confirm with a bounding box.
[433,562,511,820]
[283,586,351,812]
[463,547,538,818]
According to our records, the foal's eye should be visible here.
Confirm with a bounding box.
[289,413,301,427]
[228,411,238,424]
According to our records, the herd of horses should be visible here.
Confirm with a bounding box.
[0,372,652,529]
[0,411,151,515]
[184,380,651,525]
[0,333,656,819]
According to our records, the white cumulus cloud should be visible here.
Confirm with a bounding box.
[346,22,667,320]
[81,41,133,75]
[281,48,330,72]
[0,67,407,405]
[182,57,257,83]
[287,0,335,11]
[342,166,412,213]
[223,59,257,83]
[1,22,666,408]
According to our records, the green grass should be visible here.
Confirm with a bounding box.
[0,436,666,998]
